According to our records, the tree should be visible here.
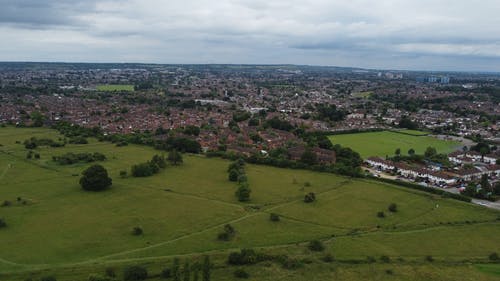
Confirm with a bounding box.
[424,147,437,158]
[183,260,190,281]
[480,174,491,192]
[304,192,316,203]
[173,257,181,281]
[235,182,251,202]
[493,182,500,196]
[408,148,415,156]
[79,165,112,191]
[300,149,317,165]
[0,218,6,228]
[168,149,183,165]
[192,262,200,281]
[228,168,240,182]
[202,255,211,281]
[388,203,397,212]
[395,148,401,156]
[123,266,148,281]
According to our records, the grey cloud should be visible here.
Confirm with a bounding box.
[0,0,99,27]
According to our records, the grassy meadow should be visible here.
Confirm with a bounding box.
[328,130,460,158]
[0,126,498,280]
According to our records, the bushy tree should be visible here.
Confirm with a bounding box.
[308,240,325,252]
[0,218,7,228]
[173,257,181,281]
[300,149,318,165]
[123,266,148,281]
[79,165,112,191]
[304,192,316,203]
[235,182,251,202]
[388,203,398,212]
[202,256,211,281]
[233,269,249,279]
[269,213,280,222]
[168,150,183,165]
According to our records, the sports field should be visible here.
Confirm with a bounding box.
[96,84,135,91]
[329,130,460,158]
[0,127,498,280]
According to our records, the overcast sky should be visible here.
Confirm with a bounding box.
[1,0,499,71]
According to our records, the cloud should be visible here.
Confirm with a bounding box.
[0,0,500,71]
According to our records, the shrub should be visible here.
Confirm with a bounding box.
[388,203,397,212]
[269,213,280,222]
[308,240,325,252]
[132,227,143,236]
[161,267,171,278]
[377,211,385,218]
[321,253,334,263]
[218,224,236,241]
[366,256,376,263]
[425,255,434,262]
[88,274,112,281]
[489,252,499,261]
[105,267,116,278]
[123,266,148,281]
[1,200,11,207]
[0,218,7,228]
[304,192,316,203]
[280,257,303,270]
[233,269,249,279]
[380,255,391,263]
[385,269,394,275]
[227,249,259,265]
[119,170,128,178]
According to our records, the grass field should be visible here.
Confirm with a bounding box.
[329,131,460,158]
[0,127,498,281]
[96,84,135,91]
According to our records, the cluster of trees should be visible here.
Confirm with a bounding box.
[315,104,348,122]
[131,154,167,177]
[53,152,106,165]
[264,117,294,131]
[227,159,251,202]
[398,116,418,130]
[24,137,64,149]
[161,256,211,281]
[68,136,88,144]
[79,165,112,191]
[389,146,451,167]
[461,174,500,201]
[52,121,103,138]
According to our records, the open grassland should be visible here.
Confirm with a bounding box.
[96,84,134,91]
[0,127,498,280]
[329,130,460,158]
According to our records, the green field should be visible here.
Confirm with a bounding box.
[329,131,460,158]
[96,84,135,91]
[0,127,498,281]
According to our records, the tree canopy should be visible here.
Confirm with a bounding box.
[79,164,112,191]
